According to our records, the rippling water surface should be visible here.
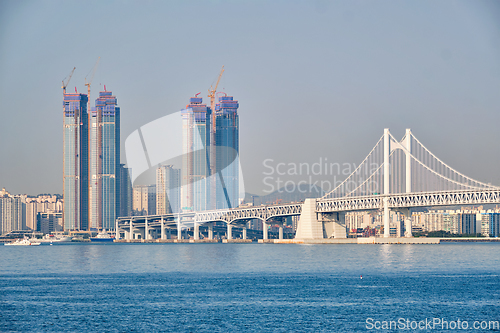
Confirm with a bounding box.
[1,243,499,332]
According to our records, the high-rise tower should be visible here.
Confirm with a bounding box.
[181,97,211,212]
[214,95,239,209]
[89,90,120,230]
[63,93,89,230]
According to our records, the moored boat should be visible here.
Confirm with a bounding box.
[40,234,73,243]
[90,229,115,242]
[4,237,41,246]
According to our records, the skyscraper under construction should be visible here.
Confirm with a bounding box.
[63,81,122,231]
[181,94,240,212]
[214,95,239,209]
[63,92,89,230]
[181,97,211,212]
[89,90,121,231]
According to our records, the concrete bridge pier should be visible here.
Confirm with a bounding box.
[145,218,151,240]
[263,220,268,240]
[400,208,413,238]
[194,223,200,240]
[161,218,165,240]
[208,223,214,240]
[227,224,233,240]
[295,199,323,239]
[242,227,247,240]
[115,221,120,240]
[279,224,283,239]
[383,197,390,238]
[129,219,133,240]
[177,220,182,240]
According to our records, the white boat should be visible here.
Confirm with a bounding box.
[40,234,73,243]
[90,229,115,242]
[4,237,41,246]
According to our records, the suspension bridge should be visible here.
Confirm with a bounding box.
[116,129,500,241]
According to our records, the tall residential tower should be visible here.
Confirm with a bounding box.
[63,92,89,230]
[214,95,239,209]
[180,93,240,213]
[89,90,120,230]
[181,97,211,212]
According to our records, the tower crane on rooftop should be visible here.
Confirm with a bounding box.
[208,65,224,112]
[85,57,101,102]
[61,67,76,94]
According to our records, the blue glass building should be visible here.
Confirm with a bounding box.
[214,95,239,209]
[90,90,120,230]
[181,97,211,212]
[63,93,89,230]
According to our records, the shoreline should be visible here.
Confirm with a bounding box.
[111,237,500,244]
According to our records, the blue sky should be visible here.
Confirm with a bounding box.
[0,0,499,195]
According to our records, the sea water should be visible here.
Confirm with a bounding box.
[1,243,499,332]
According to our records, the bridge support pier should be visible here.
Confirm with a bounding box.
[263,220,268,240]
[279,225,283,240]
[194,223,200,240]
[242,227,247,240]
[227,224,233,240]
[383,197,390,238]
[129,219,133,240]
[145,218,150,240]
[177,219,182,240]
[401,209,412,238]
[208,223,214,240]
[295,199,323,239]
[383,128,391,238]
[115,220,120,240]
[161,217,165,240]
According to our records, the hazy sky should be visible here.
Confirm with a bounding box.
[0,0,499,196]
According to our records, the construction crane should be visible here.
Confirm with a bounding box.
[208,65,224,112]
[61,67,76,94]
[85,57,101,102]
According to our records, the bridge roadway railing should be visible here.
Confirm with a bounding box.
[116,189,500,232]
[116,203,303,226]
[193,203,303,224]
[316,189,500,212]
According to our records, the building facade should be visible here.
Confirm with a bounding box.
[25,195,63,231]
[0,189,26,234]
[156,165,181,214]
[181,97,211,212]
[214,95,239,209]
[132,185,156,216]
[63,93,89,230]
[89,90,120,230]
[118,164,132,218]
[480,213,500,237]
[37,212,63,234]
